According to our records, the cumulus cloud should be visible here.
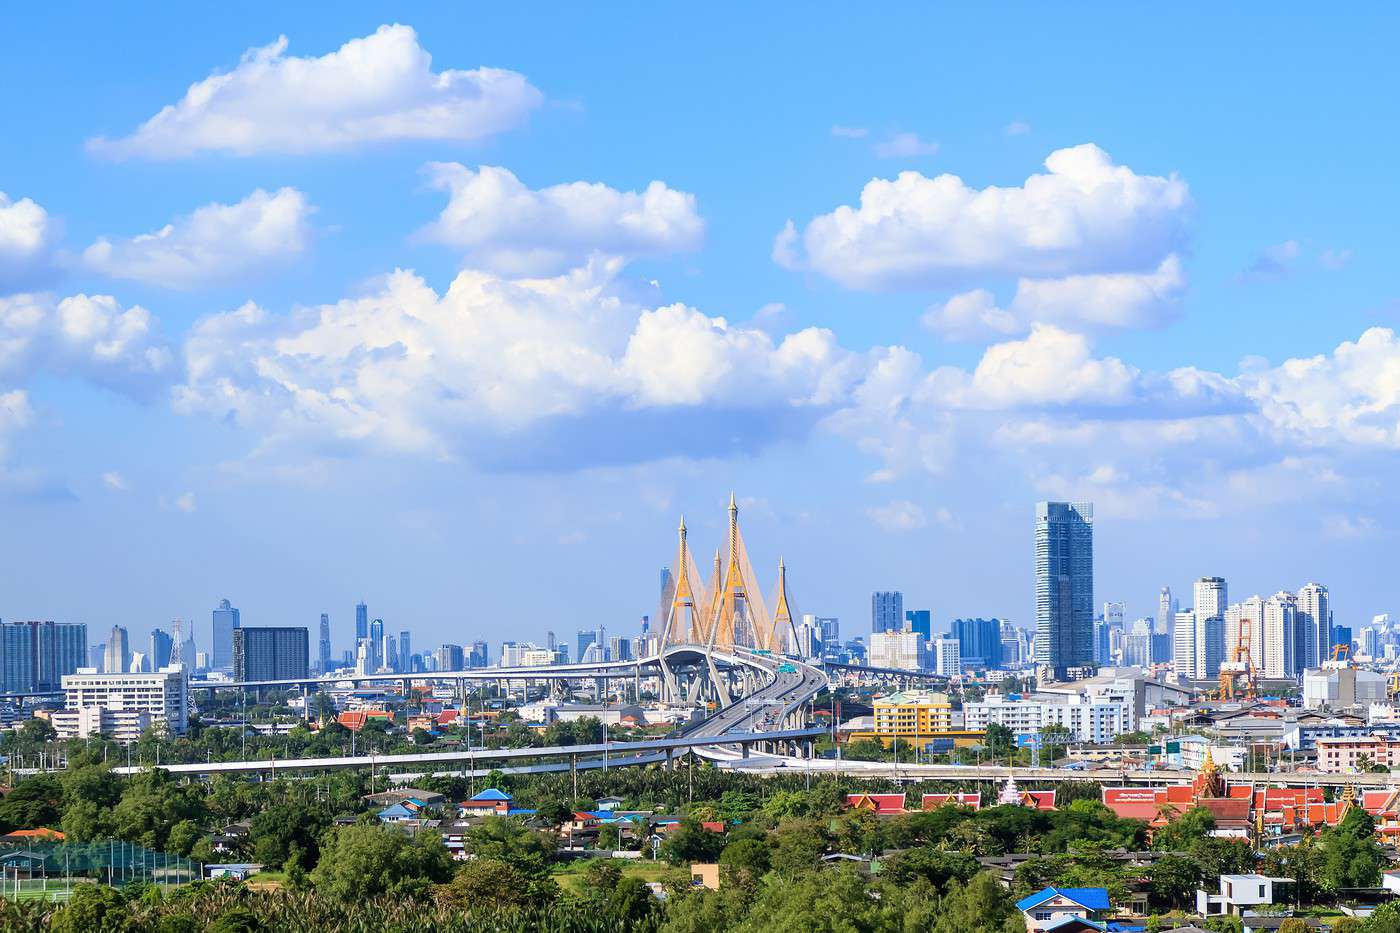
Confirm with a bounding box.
[866,500,927,531]
[0,192,57,290]
[781,143,1191,291]
[418,165,703,275]
[873,132,939,159]
[83,188,312,289]
[172,262,864,465]
[1237,239,1301,283]
[925,254,1186,340]
[89,25,542,159]
[0,292,174,398]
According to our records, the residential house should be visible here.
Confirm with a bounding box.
[1015,886,1111,933]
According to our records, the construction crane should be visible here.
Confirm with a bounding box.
[1218,625,1257,701]
[1328,643,1352,666]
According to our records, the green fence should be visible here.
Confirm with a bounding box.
[0,838,202,900]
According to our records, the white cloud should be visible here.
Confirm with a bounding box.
[418,164,703,275]
[1003,121,1032,137]
[0,292,173,398]
[172,262,864,463]
[1241,326,1400,448]
[873,132,940,159]
[101,471,128,491]
[771,221,800,270]
[0,192,56,290]
[866,499,927,531]
[83,188,312,289]
[783,144,1191,291]
[88,24,542,159]
[926,254,1187,340]
[160,491,197,513]
[1320,248,1353,271]
[830,125,869,139]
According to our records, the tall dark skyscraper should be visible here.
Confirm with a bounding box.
[905,609,932,641]
[577,628,598,661]
[318,613,332,673]
[369,618,384,669]
[399,630,411,669]
[149,628,173,670]
[212,598,240,671]
[355,602,368,642]
[950,618,1003,670]
[0,621,87,693]
[233,627,309,681]
[871,592,904,635]
[1034,501,1095,679]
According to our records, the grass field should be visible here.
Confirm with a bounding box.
[551,858,687,895]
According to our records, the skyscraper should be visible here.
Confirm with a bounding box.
[318,613,332,673]
[233,627,310,681]
[211,599,240,671]
[1156,586,1178,636]
[399,630,411,670]
[905,609,932,641]
[355,602,368,642]
[1263,592,1298,677]
[950,618,1002,670]
[103,625,131,674]
[0,621,87,693]
[1190,577,1227,678]
[1033,501,1094,678]
[577,629,597,662]
[1296,583,1330,669]
[149,628,173,671]
[382,633,398,672]
[369,618,384,670]
[1172,610,1197,678]
[871,592,904,635]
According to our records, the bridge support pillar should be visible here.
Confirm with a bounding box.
[741,742,750,759]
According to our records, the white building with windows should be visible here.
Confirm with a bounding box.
[964,690,1133,744]
[932,638,960,677]
[59,664,189,737]
[869,630,928,670]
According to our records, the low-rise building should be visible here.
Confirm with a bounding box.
[965,691,1132,744]
[59,665,188,736]
[1015,886,1110,933]
[1315,734,1400,773]
[1196,874,1293,917]
[47,706,153,743]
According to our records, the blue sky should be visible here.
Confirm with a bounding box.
[2,5,1398,655]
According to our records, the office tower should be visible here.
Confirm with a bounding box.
[211,599,240,671]
[1263,592,1298,677]
[369,618,384,670]
[1122,631,1153,668]
[0,621,87,694]
[317,613,332,673]
[872,592,904,635]
[233,627,309,681]
[797,616,823,659]
[355,602,368,642]
[608,636,633,662]
[1332,624,1352,656]
[950,618,1002,670]
[1103,602,1125,630]
[104,626,131,676]
[554,644,570,664]
[500,642,524,667]
[816,616,840,646]
[149,628,173,671]
[1034,501,1094,678]
[399,630,411,666]
[380,633,397,672]
[436,643,465,671]
[1361,626,1379,659]
[1226,595,1266,671]
[1156,587,1177,635]
[905,609,932,641]
[1172,610,1197,678]
[1093,616,1111,665]
[1192,577,1227,679]
[90,643,105,670]
[998,620,1022,667]
[1296,583,1329,669]
[933,638,961,676]
[469,641,488,667]
[577,629,597,661]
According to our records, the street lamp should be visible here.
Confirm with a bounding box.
[649,834,662,861]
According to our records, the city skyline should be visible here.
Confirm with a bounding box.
[3,9,1400,647]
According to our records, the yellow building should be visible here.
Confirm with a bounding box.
[849,690,984,753]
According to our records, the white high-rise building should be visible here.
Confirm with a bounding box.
[870,630,927,671]
[1193,577,1227,679]
[59,664,189,737]
[1263,592,1299,677]
[1297,583,1330,669]
[933,638,961,676]
[1225,595,1266,672]
[1173,610,1198,679]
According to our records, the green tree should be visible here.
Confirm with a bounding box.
[310,823,453,899]
[438,857,535,910]
[769,818,829,873]
[0,774,63,832]
[662,818,724,865]
[719,837,770,885]
[880,849,979,892]
[1151,805,1215,851]
[1148,852,1204,910]
[1321,806,1384,890]
[50,884,129,933]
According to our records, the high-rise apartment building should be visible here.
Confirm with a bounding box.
[436,644,465,671]
[318,613,332,673]
[1297,583,1330,670]
[399,630,411,670]
[368,618,384,670]
[233,627,309,681]
[872,592,904,635]
[797,615,823,660]
[381,633,398,672]
[211,599,240,671]
[469,641,488,667]
[104,625,130,676]
[1034,501,1094,678]
[816,617,840,646]
[1192,577,1227,679]
[1263,592,1298,678]
[0,621,87,694]
[950,618,1003,670]
[869,630,927,670]
[933,638,961,676]
[149,629,173,671]
[1172,610,1197,679]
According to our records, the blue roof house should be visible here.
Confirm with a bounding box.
[1015,887,1111,933]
